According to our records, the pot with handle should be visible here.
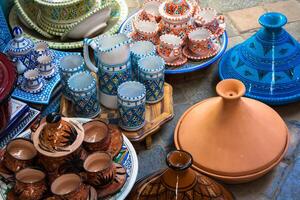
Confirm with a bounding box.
[83,33,132,109]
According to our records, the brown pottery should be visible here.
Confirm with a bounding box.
[174,79,290,183]
[128,150,234,199]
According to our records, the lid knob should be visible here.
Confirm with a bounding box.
[216,79,246,100]
[46,113,62,124]
[259,12,287,29]
[12,26,24,40]
[166,150,193,171]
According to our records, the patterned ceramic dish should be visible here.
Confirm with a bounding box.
[9,0,128,49]
[119,10,228,74]
[0,118,138,200]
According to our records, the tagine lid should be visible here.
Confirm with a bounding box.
[32,113,84,157]
[6,26,35,56]
[128,150,234,199]
[174,79,289,178]
[0,53,17,104]
[219,12,300,104]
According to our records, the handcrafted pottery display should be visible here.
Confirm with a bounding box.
[139,0,162,22]
[37,55,57,79]
[83,34,132,109]
[219,12,300,105]
[0,53,17,133]
[128,150,234,199]
[10,0,129,49]
[58,54,85,100]
[5,26,36,71]
[138,55,165,103]
[13,168,47,200]
[67,71,101,118]
[3,138,37,172]
[174,79,290,183]
[131,19,160,44]
[20,69,45,94]
[0,6,12,52]
[157,33,187,66]
[194,7,226,37]
[118,81,146,131]
[130,40,156,80]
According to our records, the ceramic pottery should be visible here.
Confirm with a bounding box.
[37,55,56,79]
[6,26,36,71]
[14,168,47,200]
[118,81,146,131]
[3,138,37,172]
[158,33,186,65]
[51,173,90,200]
[21,69,45,94]
[174,79,289,183]
[83,120,111,152]
[0,53,17,133]
[138,55,165,103]
[0,6,12,52]
[82,151,115,187]
[128,150,234,200]
[130,41,156,80]
[132,19,160,44]
[195,7,226,37]
[186,27,219,59]
[219,13,300,105]
[34,41,52,58]
[83,34,132,109]
[68,71,101,118]
[58,54,85,100]
[139,0,162,22]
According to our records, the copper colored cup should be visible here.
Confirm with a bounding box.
[83,120,111,152]
[3,138,37,172]
[14,168,47,200]
[82,151,115,188]
[51,173,90,199]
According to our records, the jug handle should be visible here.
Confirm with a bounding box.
[83,38,98,73]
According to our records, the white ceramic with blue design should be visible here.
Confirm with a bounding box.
[34,41,52,58]
[67,71,101,118]
[58,54,85,100]
[130,41,156,81]
[83,33,132,109]
[21,69,45,93]
[117,81,146,131]
[37,55,56,79]
[138,55,165,103]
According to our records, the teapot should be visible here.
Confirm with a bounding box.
[83,33,132,109]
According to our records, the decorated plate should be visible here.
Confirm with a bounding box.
[0,118,138,200]
[119,11,228,74]
[9,0,128,49]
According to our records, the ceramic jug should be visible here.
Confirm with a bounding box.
[83,34,132,109]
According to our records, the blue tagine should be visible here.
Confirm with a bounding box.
[219,12,300,105]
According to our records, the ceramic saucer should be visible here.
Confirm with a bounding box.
[41,67,57,80]
[96,163,127,198]
[183,45,219,61]
[20,78,45,94]
[107,125,123,158]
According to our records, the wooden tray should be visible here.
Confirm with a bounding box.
[60,83,174,149]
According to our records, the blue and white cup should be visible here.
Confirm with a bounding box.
[130,41,156,80]
[34,41,52,58]
[37,55,56,79]
[67,71,100,118]
[117,81,146,131]
[138,55,165,103]
[21,68,44,93]
[59,54,85,100]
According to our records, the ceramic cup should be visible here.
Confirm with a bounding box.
[34,41,52,57]
[187,27,218,57]
[132,19,160,44]
[130,41,156,80]
[68,71,101,118]
[51,173,90,199]
[14,168,47,200]
[83,120,111,152]
[139,0,162,22]
[158,34,183,63]
[195,7,226,37]
[82,151,115,187]
[59,54,85,100]
[138,55,165,103]
[3,138,37,173]
[22,69,44,93]
[37,55,56,79]
[117,81,146,131]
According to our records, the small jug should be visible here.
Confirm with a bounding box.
[83,34,132,109]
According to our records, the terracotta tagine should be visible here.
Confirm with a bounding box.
[174,79,289,183]
[219,12,300,105]
[128,150,234,199]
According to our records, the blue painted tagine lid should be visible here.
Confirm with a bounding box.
[219,12,300,105]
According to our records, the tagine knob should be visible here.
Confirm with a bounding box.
[46,112,62,124]
[12,26,24,40]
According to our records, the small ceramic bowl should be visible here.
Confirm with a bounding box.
[158,34,184,63]
[21,69,45,94]
[37,55,56,79]
[132,19,159,44]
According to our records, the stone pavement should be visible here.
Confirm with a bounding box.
[133,0,300,199]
